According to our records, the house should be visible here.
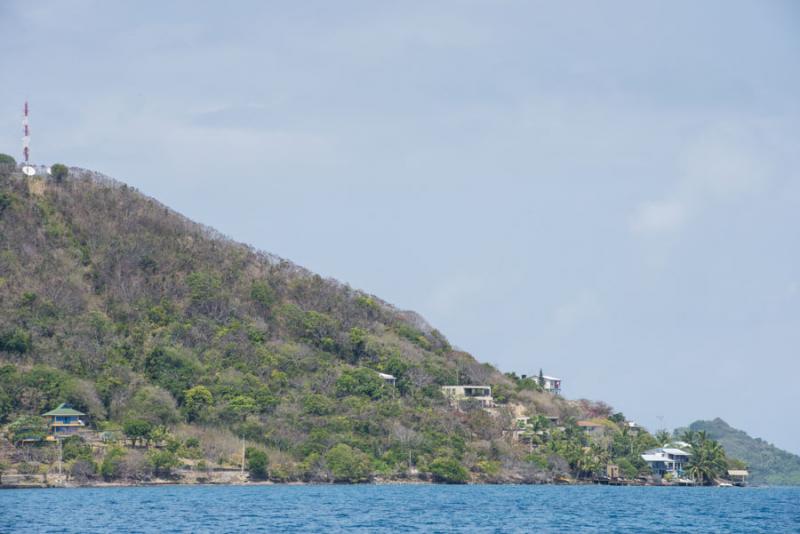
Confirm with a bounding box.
[641,447,691,477]
[377,372,396,386]
[441,385,493,408]
[577,420,610,438]
[42,403,86,440]
[727,469,748,485]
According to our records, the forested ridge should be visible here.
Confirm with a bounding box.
[0,164,733,484]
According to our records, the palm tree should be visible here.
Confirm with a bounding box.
[655,430,671,446]
[687,439,727,485]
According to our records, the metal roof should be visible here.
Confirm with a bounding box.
[41,403,85,417]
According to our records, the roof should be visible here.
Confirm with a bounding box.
[377,372,396,380]
[41,403,85,417]
[728,470,749,477]
[661,448,691,456]
[577,420,604,428]
[641,453,672,463]
[541,375,560,381]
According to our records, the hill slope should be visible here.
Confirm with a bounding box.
[1,167,601,483]
[688,419,800,485]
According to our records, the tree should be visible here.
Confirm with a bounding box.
[123,419,153,447]
[325,444,372,483]
[183,385,213,422]
[246,447,269,480]
[538,369,545,388]
[148,449,180,478]
[8,415,48,443]
[0,153,14,178]
[655,429,671,446]
[335,368,384,399]
[687,439,727,485]
[50,163,69,182]
[100,447,126,480]
[429,457,469,484]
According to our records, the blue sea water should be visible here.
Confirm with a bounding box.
[1,484,799,533]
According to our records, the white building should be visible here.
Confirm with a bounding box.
[641,447,691,477]
[377,372,396,386]
[537,375,561,394]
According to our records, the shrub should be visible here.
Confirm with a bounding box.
[148,449,180,477]
[0,328,32,354]
[429,457,469,484]
[246,447,269,480]
[8,415,48,443]
[0,153,14,178]
[325,444,372,483]
[183,385,213,422]
[100,447,126,480]
[50,163,69,182]
[335,368,384,399]
[123,419,153,447]
[62,436,93,462]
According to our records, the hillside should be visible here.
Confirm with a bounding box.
[2,165,620,484]
[687,419,800,486]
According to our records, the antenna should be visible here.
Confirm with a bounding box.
[22,101,30,163]
[21,101,36,177]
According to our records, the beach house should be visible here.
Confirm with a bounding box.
[641,447,691,477]
[42,403,86,441]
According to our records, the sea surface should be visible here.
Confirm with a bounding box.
[1,484,799,533]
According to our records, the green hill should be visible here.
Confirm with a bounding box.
[688,419,800,485]
[2,165,608,484]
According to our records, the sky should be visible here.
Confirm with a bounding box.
[1,1,799,453]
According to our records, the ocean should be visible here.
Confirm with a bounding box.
[1,484,798,533]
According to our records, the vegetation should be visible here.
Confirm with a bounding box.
[0,168,745,486]
[50,164,69,183]
[687,419,800,485]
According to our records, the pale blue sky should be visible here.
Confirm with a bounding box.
[2,1,799,453]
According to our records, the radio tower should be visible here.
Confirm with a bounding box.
[22,101,30,164]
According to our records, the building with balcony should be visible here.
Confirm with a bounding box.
[42,403,86,441]
[441,385,493,408]
[641,447,691,477]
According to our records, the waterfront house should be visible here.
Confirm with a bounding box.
[441,385,494,408]
[641,447,691,477]
[727,469,748,485]
[42,403,86,440]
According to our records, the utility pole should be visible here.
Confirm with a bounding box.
[240,436,245,475]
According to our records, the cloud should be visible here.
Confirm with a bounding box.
[630,199,688,235]
[552,291,602,333]
[629,121,769,237]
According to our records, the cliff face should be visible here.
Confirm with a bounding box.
[1,167,591,482]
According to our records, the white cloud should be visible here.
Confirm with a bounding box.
[552,291,602,333]
[630,199,688,235]
[629,120,769,237]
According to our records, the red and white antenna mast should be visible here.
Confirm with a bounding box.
[22,101,30,163]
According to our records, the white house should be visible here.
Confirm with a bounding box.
[538,375,561,394]
[641,447,691,477]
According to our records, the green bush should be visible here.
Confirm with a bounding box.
[148,449,180,477]
[100,447,126,480]
[325,444,372,483]
[123,419,153,447]
[0,328,32,354]
[335,368,385,399]
[62,436,93,462]
[429,457,469,484]
[50,163,69,182]
[183,385,213,422]
[246,447,269,480]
